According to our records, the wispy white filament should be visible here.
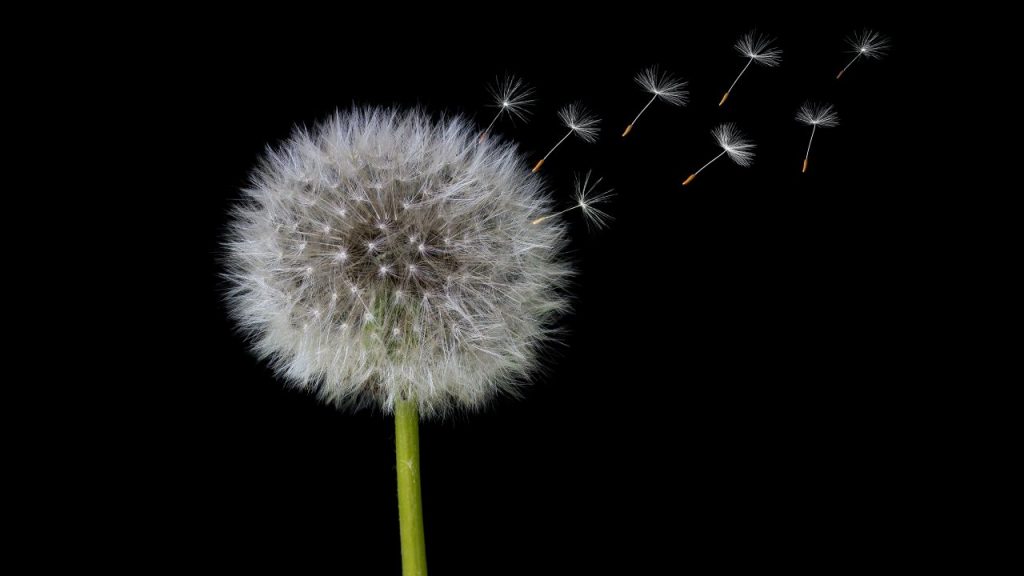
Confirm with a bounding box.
[796,102,840,128]
[721,30,782,103]
[692,123,756,177]
[537,103,600,166]
[557,103,600,145]
[713,122,756,167]
[838,29,889,78]
[481,75,535,138]
[628,66,689,127]
[797,102,839,163]
[532,172,614,230]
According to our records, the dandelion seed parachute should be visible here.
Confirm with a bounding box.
[479,74,535,142]
[531,172,614,230]
[837,29,889,79]
[225,107,572,417]
[622,66,688,137]
[532,103,600,173]
[796,102,839,173]
[682,123,755,185]
[719,30,782,107]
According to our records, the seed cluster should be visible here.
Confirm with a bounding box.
[226,109,571,415]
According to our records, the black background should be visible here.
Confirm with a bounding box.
[163,13,921,573]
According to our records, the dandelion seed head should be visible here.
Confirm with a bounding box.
[635,66,689,106]
[846,29,889,59]
[735,30,783,67]
[558,102,601,143]
[796,102,839,128]
[712,123,756,167]
[225,108,572,417]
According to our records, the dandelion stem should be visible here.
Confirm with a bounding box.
[805,124,817,161]
[543,129,574,161]
[837,52,861,79]
[531,204,577,225]
[630,94,659,127]
[684,150,728,185]
[480,110,503,141]
[396,399,428,576]
[726,59,753,96]
[624,94,658,136]
[533,129,575,172]
[696,150,727,176]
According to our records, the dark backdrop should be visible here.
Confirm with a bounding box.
[167,13,918,573]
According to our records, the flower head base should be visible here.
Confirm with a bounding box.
[225,108,571,416]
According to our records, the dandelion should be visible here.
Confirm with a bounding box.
[622,66,688,137]
[225,107,572,576]
[532,102,600,173]
[719,30,782,107]
[531,172,614,229]
[682,123,755,185]
[479,74,535,142]
[837,29,889,79]
[796,102,839,173]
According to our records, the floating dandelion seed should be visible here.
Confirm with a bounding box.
[479,74,535,142]
[837,29,889,79]
[682,123,755,185]
[796,102,839,173]
[622,66,688,137]
[719,30,782,107]
[532,102,600,173]
[531,172,614,229]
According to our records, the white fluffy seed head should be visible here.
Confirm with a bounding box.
[846,29,889,59]
[735,30,783,67]
[558,102,601,143]
[712,123,756,167]
[635,66,689,106]
[225,108,572,417]
[796,102,839,128]
[488,74,535,122]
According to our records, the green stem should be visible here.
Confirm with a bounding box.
[395,399,427,576]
